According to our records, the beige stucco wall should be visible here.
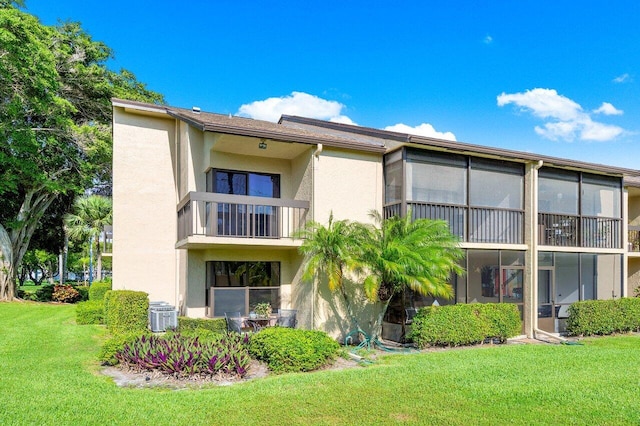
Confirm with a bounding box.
[112,108,178,305]
[627,258,640,296]
[312,147,383,224]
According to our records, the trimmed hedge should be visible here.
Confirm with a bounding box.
[249,327,340,373]
[99,331,150,366]
[409,303,522,348]
[89,281,112,301]
[567,298,640,336]
[178,317,226,334]
[73,285,90,302]
[103,290,149,334]
[76,300,105,325]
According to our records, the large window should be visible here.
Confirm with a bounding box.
[206,261,280,317]
[206,169,280,237]
[405,150,467,205]
[539,169,579,215]
[581,173,621,218]
[469,158,523,209]
[208,169,280,198]
[467,250,524,305]
[384,150,403,204]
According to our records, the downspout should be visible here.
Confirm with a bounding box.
[310,143,323,329]
[530,160,569,343]
[175,119,183,314]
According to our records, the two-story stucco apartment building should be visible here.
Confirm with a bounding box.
[112,98,640,339]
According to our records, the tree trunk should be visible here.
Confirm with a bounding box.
[0,190,57,300]
[95,238,102,281]
[369,298,393,343]
[0,224,15,300]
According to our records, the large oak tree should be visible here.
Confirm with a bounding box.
[0,4,163,299]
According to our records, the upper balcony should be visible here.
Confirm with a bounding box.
[176,192,309,249]
[538,213,622,249]
[384,201,524,245]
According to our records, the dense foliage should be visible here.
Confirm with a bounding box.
[75,300,104,325]
[296,211,463,345]
[567,298,640,336]
[410,303,522,347]
[103,290,148,334]
[51,284,81,303]
[115,333,251,377]
[88,280,112,301]
[178,316,226,334]
[249,327,340,373]
[0,5,163,300]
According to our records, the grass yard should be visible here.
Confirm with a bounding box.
[1,302,640,425]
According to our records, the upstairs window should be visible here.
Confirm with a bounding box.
[207,169,280,198]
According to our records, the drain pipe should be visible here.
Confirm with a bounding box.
[530,160,568,344]
[310,143,323,329]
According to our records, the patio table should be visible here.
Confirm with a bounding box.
[245,315,276,331]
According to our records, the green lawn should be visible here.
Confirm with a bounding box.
[1,302,640,425]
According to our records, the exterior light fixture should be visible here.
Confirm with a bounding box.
[258,139,267,149]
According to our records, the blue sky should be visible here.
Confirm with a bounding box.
[27,1,640,169]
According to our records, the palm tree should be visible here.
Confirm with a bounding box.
[64,195,112,282]
[360,211,464,345]
[296,213,366,337]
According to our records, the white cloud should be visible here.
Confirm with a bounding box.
[237,91,356,124]
[497,88,624,142]
[497,88,581,121]
[593,102,623,115]
[384,123,456,141]
[613,73,630,83]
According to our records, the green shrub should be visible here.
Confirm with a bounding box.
[478,304,522,342]
[76,300,105,325]
[409,303,522,348]
[567,298,640,336]
[16,289,38,301]
[34,284,55,302]
[410,305,486,347]
[52,284,81,303]
[99,331,149,366]
[72,285,90,301]
[178,317,226,334]
[103,290,148,334]
[89,281,112,301]
[249,327,340,373]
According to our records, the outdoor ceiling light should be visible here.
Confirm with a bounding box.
[258,139,267,149]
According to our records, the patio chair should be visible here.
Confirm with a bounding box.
[277,309,297,328]
[225,311,244,334]
[405,307,417,324]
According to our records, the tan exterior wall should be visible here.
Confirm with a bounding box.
[312,147,383,224]
[628,258,640,296]
[112,108,178,305]
[628,195,640,226]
